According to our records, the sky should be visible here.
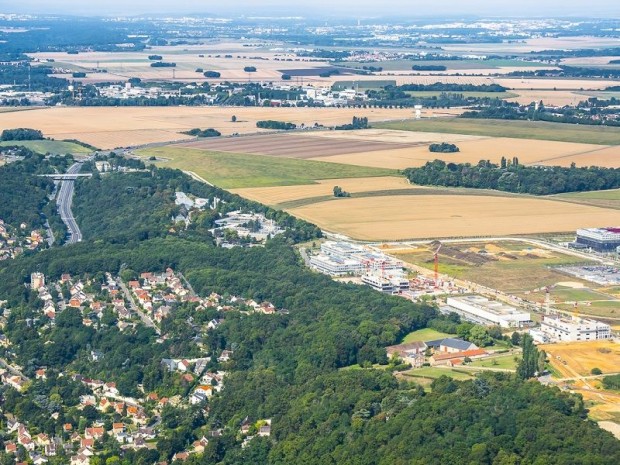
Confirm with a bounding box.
[1,0,619,17]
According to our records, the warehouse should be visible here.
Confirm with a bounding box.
[445,296,531,328]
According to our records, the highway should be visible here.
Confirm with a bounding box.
[56,161,84,244]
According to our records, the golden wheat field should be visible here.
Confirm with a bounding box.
[230,176,416,205]
[0,106,415,149]
[301,132,610,169]
[540,341,620,378]
[544,146,620,169]
[288,194,620,240]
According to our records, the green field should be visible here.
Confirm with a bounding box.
[558,189,620,201]
[137,147,394,188]
[557,300,620,319]
[375,118,620,145]
[403,328,452,343]
[555,189,620,210]
[0,140,92,154]
[469,354,519,370]
[401,366,476,381]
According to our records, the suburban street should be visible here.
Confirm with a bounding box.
[118,279,161,335]
[56,161,84,244]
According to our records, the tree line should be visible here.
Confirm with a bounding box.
[403,159,620,195]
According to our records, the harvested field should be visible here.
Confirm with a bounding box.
[231,176,415,206]
[305,135,605,170]
[175,133,418,158]
[540,146,620,169]
[0,106,414,149]
[375,118,620,145]
[288,194,620,241]
[495,77,618,91]
[508,90,585,106]
[303,128,481,144]
[30,44,338,83]
[541,341,620,378]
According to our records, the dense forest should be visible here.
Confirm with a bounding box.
[73,164,321,244]
[403,159,620,195]
[0,156,618,464]
[0,149,70,229]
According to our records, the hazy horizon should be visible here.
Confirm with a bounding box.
[1,0,619,18]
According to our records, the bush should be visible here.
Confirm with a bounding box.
[412,65,447,71]
[182,128,221,138]
[591,367,603,375]
[602,374,620,390]
[256,120,296,130]
[429,143,459,153]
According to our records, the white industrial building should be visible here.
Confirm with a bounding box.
[309,254,364,276]
[361,271,409,294]
[309,241,403,277]
[540,315,611,342]
[445,295,531,328]
[574,227,620,252]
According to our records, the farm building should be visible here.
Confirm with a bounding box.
[574,227,620,252]
[540,315,611,342]
[426,338,478,354]
[430,349,488,367]
[445,296,531,328]
[386,341,427,368]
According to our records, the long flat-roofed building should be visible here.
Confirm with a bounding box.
[540,315,611,342]
[446,295,530,328]
[575,227,620,252]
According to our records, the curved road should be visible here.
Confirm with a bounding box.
[57,161,84,244]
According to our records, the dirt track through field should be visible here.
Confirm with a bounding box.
[175,133,422,158]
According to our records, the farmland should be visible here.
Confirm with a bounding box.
[137,146,393,188]
[0,106,414,150]
[541,340,620,378]
[375,118,620,145]
[287,194,620,241]
[230,176,414,206]
[301,130,610,169]
[174,132,419,159]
